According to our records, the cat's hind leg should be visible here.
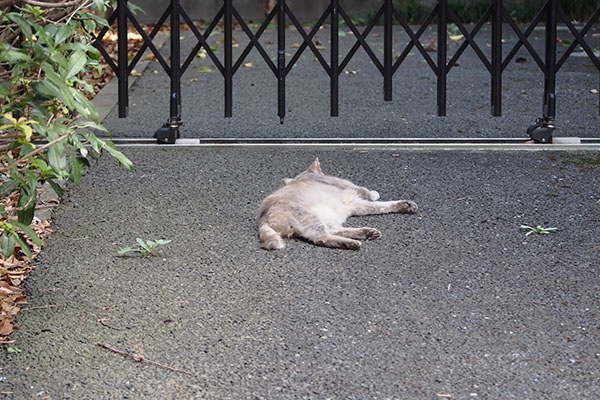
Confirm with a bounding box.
[351,199,418,216]
[313,235,362,250]
[294,214,362,250]
[333,227,382,240]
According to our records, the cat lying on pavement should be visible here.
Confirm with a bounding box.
[258,159,418,250]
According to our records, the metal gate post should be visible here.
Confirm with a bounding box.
[154,0,182,143]
[277,0,286,123]
[528,0,557,142]
[330,0,339,117]
[117,0,129,118]
[437,0,448,116]
[225,0,233,118]
[491,0,502,116]
[383,0,393,101]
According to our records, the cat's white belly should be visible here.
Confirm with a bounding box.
[306,189,357,228]
[309,204,347,227]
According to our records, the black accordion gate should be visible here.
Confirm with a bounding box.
[93,0,600,144]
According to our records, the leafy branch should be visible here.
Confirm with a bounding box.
[0,0,133,259]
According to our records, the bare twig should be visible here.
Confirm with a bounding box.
[97,318,121,331]
[96,343,193,376]
[21,303,66,311]
[24,0,84,8]
[0,129,76,174]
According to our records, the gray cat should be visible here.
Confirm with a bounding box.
[258,159,418,250]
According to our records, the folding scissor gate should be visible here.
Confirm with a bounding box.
[93,0,600,144]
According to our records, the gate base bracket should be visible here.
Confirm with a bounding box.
[527,118,555,144]
[154,121,180,144]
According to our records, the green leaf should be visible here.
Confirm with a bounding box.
[73,90,98,122]
[0,180,19,198]
[55,23,74,45]
[47,139,68,177]
[14,232,32,259]
[41,62,75,109]
[12,221,42,246]
[0,48,32,63]
[17,187,36,226]
[102,141,134,171]
[118,247,136,255]
[69,157,87,185]
[136,238,147,248]
[66,50,87,79]
[1,231,16,258]
[47,179,64,199]
[88,12,110,29]
[90,0,106,11]
[7,14,33,40]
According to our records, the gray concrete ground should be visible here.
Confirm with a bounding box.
[1,25,600,399]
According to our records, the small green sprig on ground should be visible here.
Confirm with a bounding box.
[118,238,171,257]
[520,225,559,236]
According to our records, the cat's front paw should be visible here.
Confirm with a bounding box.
[368,190,380,201]
[395,200,418,214]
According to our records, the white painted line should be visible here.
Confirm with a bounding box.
[553,137,581,144]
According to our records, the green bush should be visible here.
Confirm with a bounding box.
[0,0,132,258]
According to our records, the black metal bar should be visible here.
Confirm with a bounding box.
[339,5,384,72]
[224,0,233,118]
[392,5,438,74]
[338,6,384,74]
[181,6,225,75]
[383,0,393,101]
[277,0,286,123]
[232,6,277,75]
[491,0,502,116]
[544,0,557,120]
[170,0,181,128]
[437,0,447,117]
[117,0,128,118]
[127,8,171,76]
[331,0,339,117]
[556,6,600,72]
[528,0,559,143]
[93,9,119,75]
[502,5,547,72]
[445,6,492,74]
[284,4,331,77]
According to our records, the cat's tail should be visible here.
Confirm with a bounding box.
[259,223,284,250]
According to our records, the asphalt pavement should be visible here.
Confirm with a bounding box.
[1,25,599,399]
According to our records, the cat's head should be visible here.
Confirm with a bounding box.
[283,159,324,184]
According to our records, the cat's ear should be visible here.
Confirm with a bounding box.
[282,178,293,185]
[308,158,323,175]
